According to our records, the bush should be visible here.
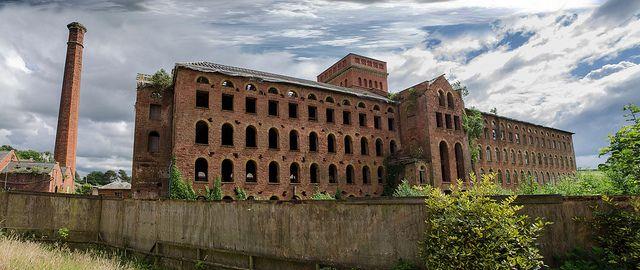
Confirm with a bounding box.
[516,170,622,196]
[392,180,428,197]
[169,156,196,201]
[234,187,247,200]
[419,176,549,269]
[311,192,335,200]
[205,177,223,201]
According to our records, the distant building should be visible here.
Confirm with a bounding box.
[131,53,577,200]
[92,180,131,198]
[0,150,72,192]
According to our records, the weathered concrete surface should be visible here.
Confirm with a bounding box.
[0,191,628,269]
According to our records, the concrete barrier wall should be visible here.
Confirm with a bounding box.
[0,191,622,269]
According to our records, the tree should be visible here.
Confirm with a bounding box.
[117,170,131,182]
[74,183,93,195]
[0,145,16,151]
[83,171,108,186]
[169,156,196,200]
[463,108,484,163]
[599,104,640,194]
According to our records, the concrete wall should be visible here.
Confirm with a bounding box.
[0,191,624,269]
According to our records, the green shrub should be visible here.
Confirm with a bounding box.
[419,177,549,269]
[57,228,70,240]
[234,187,247,200]
[169,156,196,201]
[392,179,427,197]
[311,192,335,200]
[334,187,343,200]
[391,258,417,270]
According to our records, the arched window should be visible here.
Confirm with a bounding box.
[387,107,394,113]
[289,163,300,183]
[486,146,491,161]
[506,170,511,184]
[307,93,317,100]
[375,139,383,156]
[368,79,372,88]
[497,170,503,184]
[525,152,529,165]
[346,165,354,184]
[269,161,279,183]
[269,128,279,149]
[377,166,384,184]
[495,148,500,162]
[390,140,397,155]
[245,126,257,147]
[357,102,366,108]
[329,164,337,183]
[360,138,369,155]
[268,87,278,94]
[446,92,454,109]
[221,123,233,146]
[438,91,445,106]
[503,149,508,163]
[287,90,298,98]
[221,159,233,182]
[327,134,336,153]
[373,105,380,111]
[269,196,279,200]
[454,143,464,181]
[439,141,451,182]
[195,158,208,182]
[196,76,209,84]
[362,166,371,184]
[148,131,160,153]
[342,99,351,106]
[289,130,299,150]
[245,160,257,182]
[195,121,208,144]
[245,84,257,91]
[309,132,318,152]
[358,77,362,86]
[310,163,319,183]
[325,96,334,103]
[222,80,234,88]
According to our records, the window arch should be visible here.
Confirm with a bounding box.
[325,96,334,103]
[289,163,300,183]
[486,146,492,161]
[195,121,208,144]
[390,140,397,155]
[245,160,257,182]
[438,90,445,106]
[375,139,383,156]
[387,107,394,113]
[307,93,317,100]
[287,90,298,98]
[309,132,318,152]
[360,137,369,155]
[221,159,233,182]
[377,166,384,184]
[269,128,279,149]
[327,134,336,153]
[196,76,209,84]
[195,158,208,182]
[329,164,337,183]
[148,131,160,153]
[362,166,371,184]
[222,80,234,88]
[268,87,278,94]
[342,99,351,106]
[439,141,451,182]
[373,105,380,111]
[245,126,257,147]
[344,136,353,154]
[446,92,454,109]
[269,161,279,183]
[506,170,511,184]
[357,102,366,108]
[358,77,362,86]
[503,149,508,163]
[289,130,299,151]
[310,163,319,183]
[245,84,257,91]
[346,165,354,184]
[221,123,233,146]
[497,170,503,184]
[454,143,464,180]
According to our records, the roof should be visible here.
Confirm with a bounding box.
[99,181,131,190]
[0,151,11,160]
[477,110,574,135]
[175,61,394,103]
[1,161,55,174]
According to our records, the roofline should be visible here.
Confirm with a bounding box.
[475,110,574,135]
[175,62,396,104]
[318,53,387,78]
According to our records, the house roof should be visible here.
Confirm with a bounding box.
[0,151,11,161]
[175,61,395,103]
[1,161,55,174]
[99,181,131,190]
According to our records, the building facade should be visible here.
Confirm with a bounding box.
[131,54,576,199]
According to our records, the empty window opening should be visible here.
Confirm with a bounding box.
[454,115,461,130]
[436,113,443,128]
[308,106,317,121]
[357,102,366,108]
[268,100,278,116]
[445,114,452,129]
[269,162,279,183]
[438,91,445,106]
[329,164,337,183]
[268,87,278,94]
[377,166,384,184]
[287,90,298,98]
[221,159,233,182]
[343,111,351,125]
[447,92,455,109]
[269,128,279,149]
[362,166,371,184]
[195,158,208,182]
[419,166,426,184]
[245,126,257,147]
[344,136,353,154]
[390,140,397,155]
[289,130,299,151]
[221,123,234,146]
[245,84,257,91]
[346,165,354,184]
[196,91,209,108]
[288,103,298,118]
[309,132,318,152]
[439,141,451,182]
[375,139,383,156]
[455,143,464,180]
[374,116,381,129]
[245,98,256,114]
[388,118,395,131]
[327,134,336,153]
[148,131,160,153]
[222,80,234,88]
[195,121,209,144]
[221,94,234,111]
[196,76,209,84]
[246,160,257,182]
[359,113,366,127]
[149,104,161,120]
[360,138,369,155]
[310,163,319,184]
[325,96,334,103]
[307,94,317,100]
[289,163,300,183]
[326,108,335,123]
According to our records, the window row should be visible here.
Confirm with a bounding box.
[483,128,572,152]
[480,168,572,186]
[194,158,386,185]
[437,90,456,109]
[435,112,461,130]
[357,77,383,90]
[485,120,572,141]
[480,146,574,169]
[438,141,465,183]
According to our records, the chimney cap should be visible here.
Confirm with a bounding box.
[67,22,87,32]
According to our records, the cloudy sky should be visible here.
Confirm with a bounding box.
[0,0,639,176]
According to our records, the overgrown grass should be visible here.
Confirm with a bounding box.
[517,170,624,196]
[0,237,151,270]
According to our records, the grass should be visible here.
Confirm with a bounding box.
[0,236,152,270]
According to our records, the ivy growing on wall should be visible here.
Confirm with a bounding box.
[463,107,485,163]
[383,157,405,196]
[169,156,197,201]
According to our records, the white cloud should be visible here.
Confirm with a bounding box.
[584,61,636,80]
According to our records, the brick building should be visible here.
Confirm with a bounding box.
[131,53,576,199]
[0,150,73,192]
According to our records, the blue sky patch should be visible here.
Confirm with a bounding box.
[571,45,640,78]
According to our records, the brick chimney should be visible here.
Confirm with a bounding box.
[54,22,86,175]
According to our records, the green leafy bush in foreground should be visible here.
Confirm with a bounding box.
[420,174,549,270]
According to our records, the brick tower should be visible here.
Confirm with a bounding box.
[54,22,86,174]
[317,53,389,97]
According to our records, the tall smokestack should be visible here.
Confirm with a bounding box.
[54,22,86,175]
